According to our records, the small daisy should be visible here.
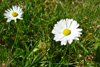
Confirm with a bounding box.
[52,19,82,45]
[4,6,23,22]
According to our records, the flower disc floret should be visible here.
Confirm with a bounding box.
[63,28,71,36]
[12,12,18,17]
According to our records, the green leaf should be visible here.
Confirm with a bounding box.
[77,41,88,53]
[29,53,46,67]
[94,42,100,50]
[22,41,38,64]
[9,54,24,67]
[14,48,24,57]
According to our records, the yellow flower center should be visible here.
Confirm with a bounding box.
[63,28,71,36]
[11,12,18,17]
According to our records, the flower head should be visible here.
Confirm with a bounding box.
[52,19,82,45]
[4,6,23,22]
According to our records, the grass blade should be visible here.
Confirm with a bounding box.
[23,41,38,64]
[9,54,24,67]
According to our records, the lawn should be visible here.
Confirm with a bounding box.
[0,0,100,67]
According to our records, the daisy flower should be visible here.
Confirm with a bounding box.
[4,6,23,22]
[52,19,82,45]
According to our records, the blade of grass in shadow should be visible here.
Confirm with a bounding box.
[77,41,88,53]
[25,51,43,67]
[94,28,100,36]
[53,62,79,65]
[9,53,24,67]
[49,60,52,67]
[22,41,38,64]
[25,49,43,67]
[7,50,25,67]
[6,59,13,67]
[28,53,46,67]
[55,45,69,67]
[31,51,42,62]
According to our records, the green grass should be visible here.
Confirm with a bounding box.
[0,0,100,67]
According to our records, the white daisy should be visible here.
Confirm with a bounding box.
[52,18,82,45]
[4,6,23,22]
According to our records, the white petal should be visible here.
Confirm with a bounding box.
[13,6,17,11]
[52,28,61,34]
[54,34,64,41]
[76,29,82,31]
[75,38,79,40]
[61,40,67,45]
[68,39,73,44]
[57,20,66,29]
[18,18,23,20]
[7,19,11,22]
[69,20,78,30]
[66,19,73,28]
[14,19,17,22]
